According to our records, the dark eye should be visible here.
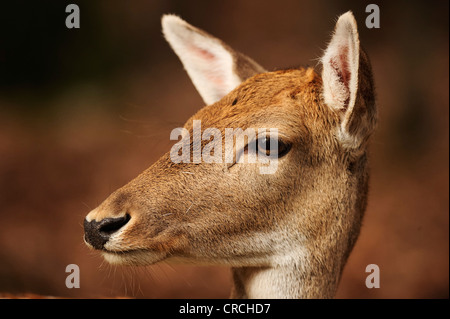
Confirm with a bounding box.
[257,136,292,158]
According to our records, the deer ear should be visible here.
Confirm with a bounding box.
[162,15,266,105]
[321,11,376,149]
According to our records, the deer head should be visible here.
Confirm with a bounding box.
[84,11,376,298]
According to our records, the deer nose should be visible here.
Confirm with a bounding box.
[84,214,131,250]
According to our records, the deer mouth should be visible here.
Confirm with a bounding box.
[99,232,176,266]
[100,248,168,266]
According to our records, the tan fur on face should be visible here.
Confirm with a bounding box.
[87,68,370,295]
[85,12,376,299]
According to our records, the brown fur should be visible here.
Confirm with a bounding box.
[84,13,376,299]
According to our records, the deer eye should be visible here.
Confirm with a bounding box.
[256,136,292,158]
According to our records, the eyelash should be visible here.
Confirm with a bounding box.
[244,136,292,158]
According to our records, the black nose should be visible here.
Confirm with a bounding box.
[84,214,131,250]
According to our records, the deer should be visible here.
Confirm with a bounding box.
[83,11,376,299]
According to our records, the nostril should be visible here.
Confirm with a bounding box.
[84,214,131,250]
[99,214,131,235]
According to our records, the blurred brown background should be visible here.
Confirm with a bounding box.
[0,0,448,299]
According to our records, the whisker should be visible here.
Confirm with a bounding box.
[185,203,193,214]
[80,201,92,211]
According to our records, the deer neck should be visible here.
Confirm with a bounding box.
[229,188,352,299]
[230,263,339,299]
